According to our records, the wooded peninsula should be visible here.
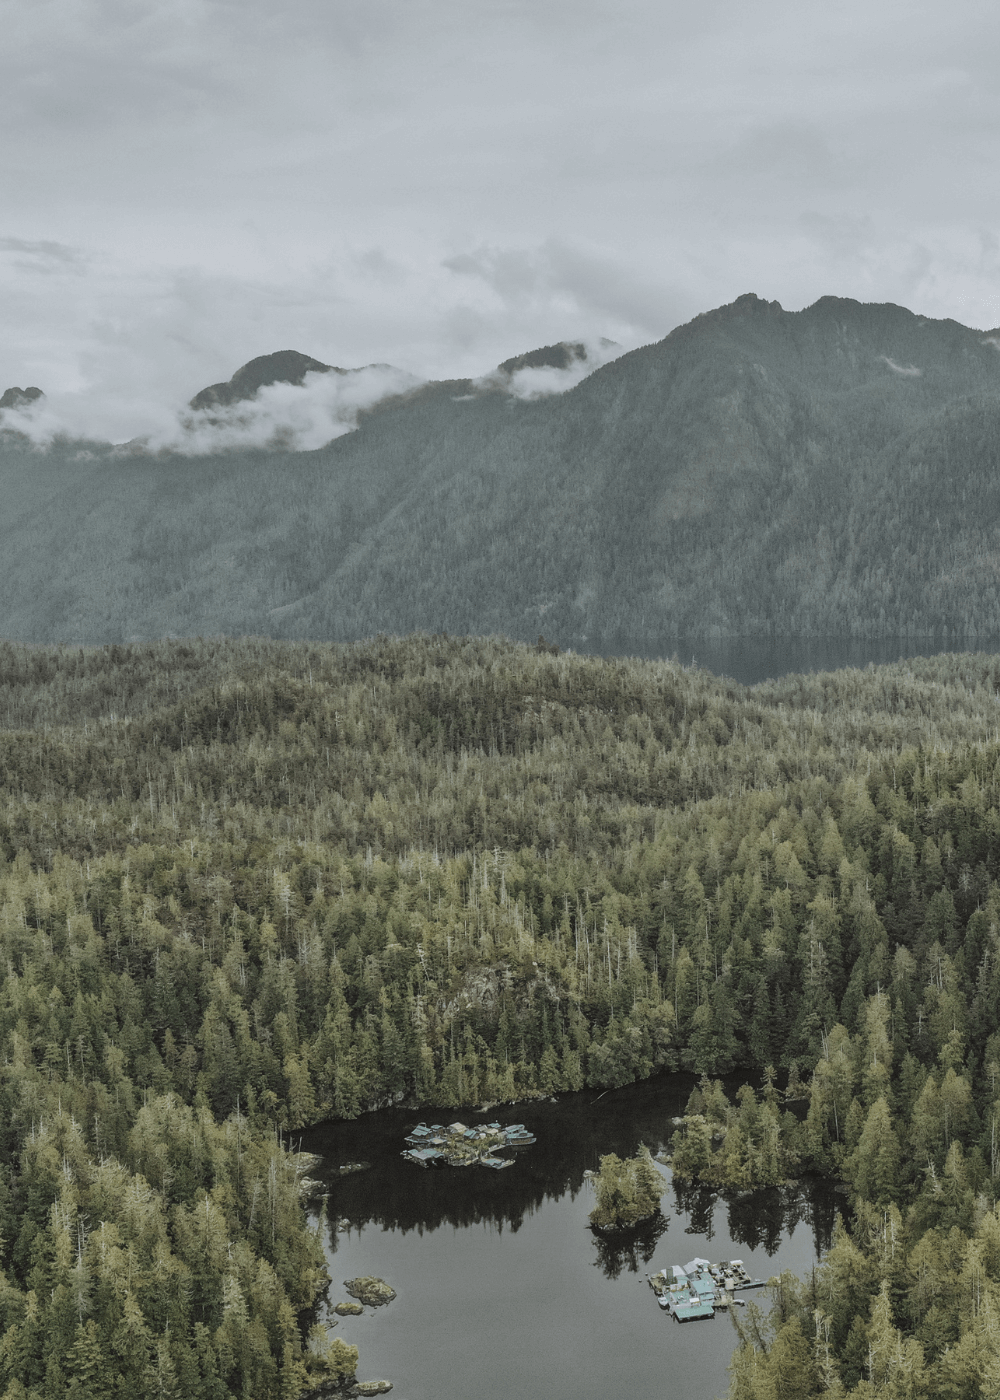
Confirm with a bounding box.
[1,632,1000,1397]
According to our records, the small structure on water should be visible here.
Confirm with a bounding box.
[401,1120,535,1168]
[647,1259,767,1321]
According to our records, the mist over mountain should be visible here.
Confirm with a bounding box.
[0,386,43,411]
[187,349,346,411]
[2,294,1000,646]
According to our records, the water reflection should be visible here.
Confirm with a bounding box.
[590,1211,670,1279]
[671,1177,842,1259]
[299,1072,843,1261]
[304,1075,849,1400]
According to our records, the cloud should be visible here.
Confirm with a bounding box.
[0,338,628,451]
[879,356,922,377]
[5,0,1000,420]
[0,236,81,267]
[798,212,876,262]
[497,340,624,400]
[166,364,423,453]
[441,240,688,365]
[0,362,424,454]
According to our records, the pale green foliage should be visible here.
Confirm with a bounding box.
[671,1079,798,1188]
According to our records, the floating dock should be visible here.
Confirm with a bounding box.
[647,1259,767,1321]
[401,1121,535,1168]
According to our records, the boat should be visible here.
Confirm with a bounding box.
[504,1127,536,1145]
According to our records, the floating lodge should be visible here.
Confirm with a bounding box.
[647,1258,767,1321]
[401,1121,536,1168]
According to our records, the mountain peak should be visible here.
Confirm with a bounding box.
[189,350,340,411]
[0,386,44,410]
[498,342,588,375]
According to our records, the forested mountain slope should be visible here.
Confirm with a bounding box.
[4,635,1000,1393]
[4,294,1000,644]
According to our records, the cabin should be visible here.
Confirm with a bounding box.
[401,1147,444,1166]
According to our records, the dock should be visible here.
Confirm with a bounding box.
[647,1258,767,1321]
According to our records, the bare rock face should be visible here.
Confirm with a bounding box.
[0,386,43,410]
[189,351,340,410]
[356,1383,393,1396]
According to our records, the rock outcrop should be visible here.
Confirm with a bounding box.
[343,1277,396,1307]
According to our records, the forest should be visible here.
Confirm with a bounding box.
[3,631,1000,1395]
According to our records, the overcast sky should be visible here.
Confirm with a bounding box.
[3,0,1000,440]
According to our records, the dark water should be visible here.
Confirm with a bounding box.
[588,635,1000,687]
[299,1075,841,1400]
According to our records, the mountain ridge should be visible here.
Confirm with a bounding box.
[187,349,345,410]
[2,293,1000,645]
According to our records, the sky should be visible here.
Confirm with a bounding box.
[3,0,1000,444]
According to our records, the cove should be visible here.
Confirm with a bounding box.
[299,1073,841,1400]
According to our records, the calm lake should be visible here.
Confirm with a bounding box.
[590,635,1000,687]
[299,1074,841,1400]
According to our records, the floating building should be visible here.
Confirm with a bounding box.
[401,1120,536,1167]
[647,1259,767,1321]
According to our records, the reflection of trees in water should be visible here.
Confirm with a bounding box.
[312,1143,588,1243]
[670,1179,842,1259]
[724,1186,784,1256]
[320,1168,562,1250]
[300,1075,844,1258]
[671,1181,716,1240]
[301,1072,700,1238]
[590,1212,669,1280]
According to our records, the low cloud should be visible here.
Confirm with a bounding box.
[0,363,424,454]
[879,355,922,376]
[168,364,423,453]
[497,339,623,400]
[0,336,627,452]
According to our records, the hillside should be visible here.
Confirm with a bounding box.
[3,294,1000,644]
[3,635,1000,1396]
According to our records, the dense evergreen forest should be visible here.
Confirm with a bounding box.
[4,632,1000,1394]
[8,294,1000,646]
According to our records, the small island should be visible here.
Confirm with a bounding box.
[588,1146,666,1232]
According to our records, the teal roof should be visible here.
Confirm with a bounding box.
[675,1301,715,1320]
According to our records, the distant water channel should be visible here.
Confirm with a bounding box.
[299,1075,841,1400]
[588,635,1000,687]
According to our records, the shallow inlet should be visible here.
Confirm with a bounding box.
[300,1073,841,1400]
